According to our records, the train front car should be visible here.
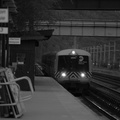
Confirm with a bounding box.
[54,49,92,93]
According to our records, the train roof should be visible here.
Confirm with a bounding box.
[57,49,91,56]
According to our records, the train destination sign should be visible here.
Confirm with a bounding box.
[0,8,8,23]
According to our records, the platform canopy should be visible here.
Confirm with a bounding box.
[21,30,54,41]
[10,29,54,46]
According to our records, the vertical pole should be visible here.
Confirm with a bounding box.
[6,9,9,67]
[0,2,8,67]
[103,44,106,66]
[0,0,6,67]
[0,1,9,117]
[113,41,116,68]
[100,45,102,67]
[108,42,111,68]
[93,46,95,66]
[90,47,93,65]
[96,46,99,66]
[2,35,6,67]
[1,26,6,67]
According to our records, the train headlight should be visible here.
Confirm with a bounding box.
[61,72,67,78]
[80,72,86,78]
[72,50,75,55]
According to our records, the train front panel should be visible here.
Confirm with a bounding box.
[55,55,91,83]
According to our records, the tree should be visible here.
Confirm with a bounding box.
[14,0,61,31]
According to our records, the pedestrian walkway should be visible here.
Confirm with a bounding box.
[2,76,108,120]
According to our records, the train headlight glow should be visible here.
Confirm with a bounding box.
[61,72,66,77]
[80,73,86,78]
[72,50,75,55]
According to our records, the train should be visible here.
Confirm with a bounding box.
[42,49,92,93]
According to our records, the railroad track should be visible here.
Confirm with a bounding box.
[83,95,119,120]
[83,87,120,120]
[70,84,120,119]
[92,72,120,87]
[55,72,120,119]
[82,72,120,120]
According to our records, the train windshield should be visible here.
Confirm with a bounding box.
[58,55,89,71]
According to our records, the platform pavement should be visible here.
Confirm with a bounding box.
[1,76,108,120]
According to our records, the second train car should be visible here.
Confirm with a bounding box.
[42,49,92,93]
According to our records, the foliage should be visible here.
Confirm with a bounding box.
[14,0,61,31]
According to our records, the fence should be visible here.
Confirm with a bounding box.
[83,41,120,70]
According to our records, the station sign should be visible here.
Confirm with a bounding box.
[0,8,8,23]
[0,27,8,34]
[9,38,21,45]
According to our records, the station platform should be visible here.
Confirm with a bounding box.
[2,76,108,120]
